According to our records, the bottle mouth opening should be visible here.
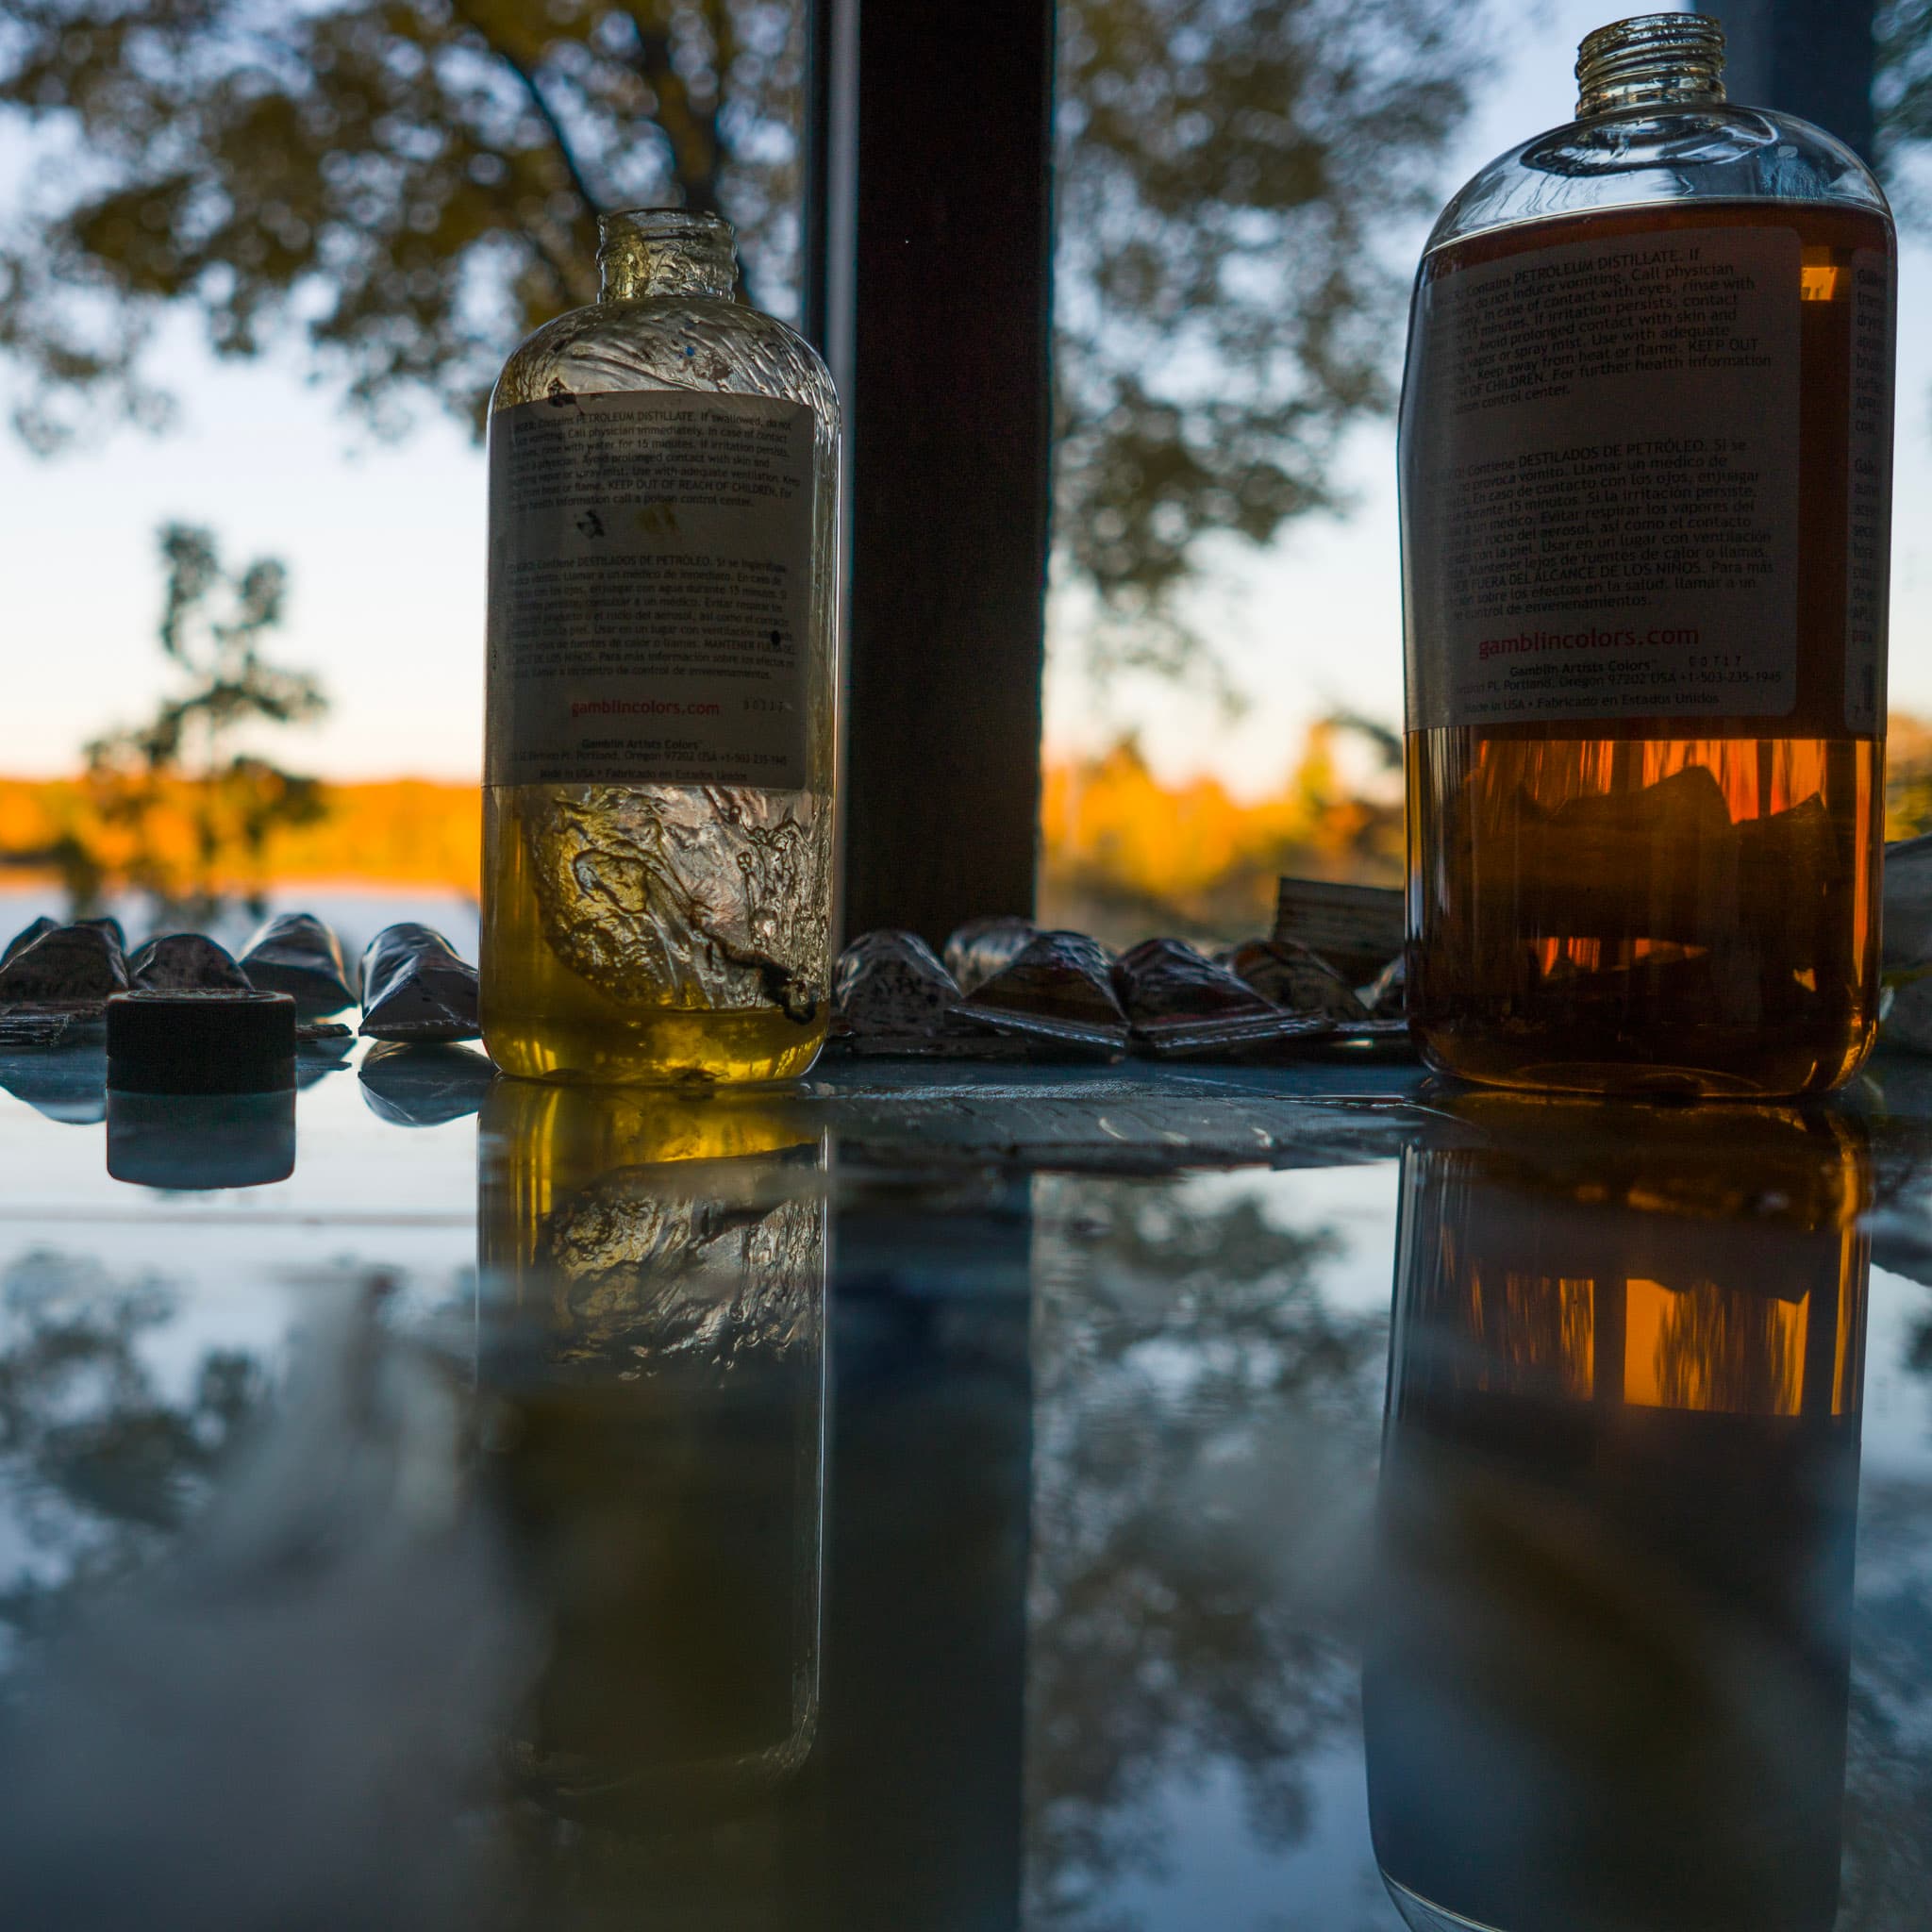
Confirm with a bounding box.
[597,207,736,245]
[1575,10,1726,118]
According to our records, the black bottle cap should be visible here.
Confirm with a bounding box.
[106,989,298,1094]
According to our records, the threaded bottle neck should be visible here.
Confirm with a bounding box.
[1575,12,1726,118]
[598,208,739,301]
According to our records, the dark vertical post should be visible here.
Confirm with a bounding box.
[798,0,850,358]
[1722,0,1877,159]
[817,1181,1035,1930]
[805,0,1058,945]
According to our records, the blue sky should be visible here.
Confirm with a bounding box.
[3,0,1928,798]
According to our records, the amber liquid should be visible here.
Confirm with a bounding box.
[1407,204,1889,1098]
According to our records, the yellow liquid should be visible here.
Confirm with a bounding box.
[481,784,830,1086]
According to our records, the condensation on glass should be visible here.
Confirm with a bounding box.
[476,1080,827,1826]
[483,209,841,1086]
[1368,1092,1870,1932]
[1400,14,1896,1097]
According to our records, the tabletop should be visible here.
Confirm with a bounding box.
[1,1034,1929,1932]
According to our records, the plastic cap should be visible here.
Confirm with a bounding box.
[106,989,298,1093]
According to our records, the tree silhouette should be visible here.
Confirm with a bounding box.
[73,522,327,924]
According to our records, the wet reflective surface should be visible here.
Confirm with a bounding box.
[1,1041,1930,1929]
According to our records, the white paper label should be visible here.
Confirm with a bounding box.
[1844,247,1893,733]
[486,389,815,787]
[1402,225,1801,730]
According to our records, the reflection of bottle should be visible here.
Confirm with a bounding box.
[481,208,840,1087]
[1400,14,1895,1097]
[1367,1096,1868,1932]
[477,1080,826,1825]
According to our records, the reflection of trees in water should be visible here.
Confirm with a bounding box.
[1840,1479,1932,1929]
[1024,1177,1388,1931]
[0,1248,263,1662]
[1841,1307,1932,1927]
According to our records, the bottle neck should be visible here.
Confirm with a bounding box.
[598,209,739,301]
[1575,11,1726,118]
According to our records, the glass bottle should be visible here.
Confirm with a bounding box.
[476,1079,827,1827]
[1400,14,1896,1097]
[483,209,841,1086]
[1367,1094,1869,1932]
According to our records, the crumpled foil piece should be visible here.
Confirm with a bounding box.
[76,914,127,958]
[537,1158,823,1377]
[834,930,960,1038]
[2,916,58,966]
[129,933,254,993]
[523,786,831,1024]
[1115,937,1339,1058]
[953,930,1128,1054]
[0,924,130,1008]
[0,1012,72,1052]
[1219,937,1369,1022]
[944,916,1039,996]
[832,930,1009,1057]
[239,912,356,1016]
[1362,953,1406,1018]
[359,924,481,1043]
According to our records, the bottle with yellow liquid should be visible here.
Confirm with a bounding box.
[1400,14,1896,1096]
[483,208,840,1085]
[1368,1094,1869,1932]
[477,1079,827,1829]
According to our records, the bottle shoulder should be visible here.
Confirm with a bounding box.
[492,295,840,431]
[1427,104,1893,258]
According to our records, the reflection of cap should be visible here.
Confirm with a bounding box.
[107,990,296,1094]
[107,1089,296,1191]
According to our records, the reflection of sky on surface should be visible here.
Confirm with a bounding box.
[1862,1267,1932,1482]
[0,1053,1929,1927]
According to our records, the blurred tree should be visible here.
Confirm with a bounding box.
[75,524,327,924]
[1879,0,1932,210]
[1056,0,1479,689]
[0,1250,263,1657]
[1038,709,1405,948]
[0,0,1482,690]
[1883,713,1932,838]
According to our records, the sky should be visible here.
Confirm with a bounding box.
[2,0,1929,799]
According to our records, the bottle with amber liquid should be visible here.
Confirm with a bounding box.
[483,208,841,1086]
[1400,14,1896,1096]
